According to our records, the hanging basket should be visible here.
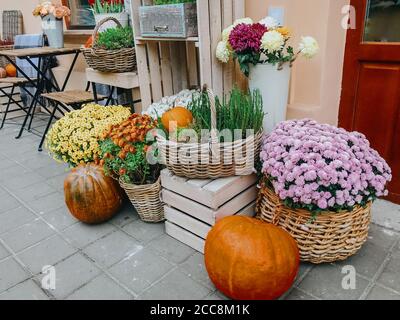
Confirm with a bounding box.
[157,87,263,179]
[81,17,137,73]
[119,178,164,223]
[256,181,372,264]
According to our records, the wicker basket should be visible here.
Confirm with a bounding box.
[256,182,372,264]
[119,178,164,223]
[157,87,263,179]
[0,44,15,68]
[82,17,137,73]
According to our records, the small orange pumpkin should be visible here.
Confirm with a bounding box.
[5,64,16,77]
[64,163,123,224]
[205,216,300,300]
[161,107,193,132]
[84,35,93,48]
[0,67,7,78]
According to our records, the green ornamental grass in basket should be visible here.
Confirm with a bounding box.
[157,86,264,179]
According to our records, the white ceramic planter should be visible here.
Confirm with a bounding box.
[249,63,291,134]
[42,15,64,48]
[94,12,129,32]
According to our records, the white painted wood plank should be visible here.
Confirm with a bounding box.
[159,42,173,97]
[186,42,199,88]
[165,206,210,239]
[186,179,212,188]
[222,0,234,94]
[162,189,215,225]
[197,0,212,87]
[85,68,139,89]
[148,41,163,102]
[209,0,223,97]
[165,221,205,254]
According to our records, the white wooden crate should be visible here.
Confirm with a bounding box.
[161,169,258,253]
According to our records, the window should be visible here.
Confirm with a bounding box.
[62,0,95,30]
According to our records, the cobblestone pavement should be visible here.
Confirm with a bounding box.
[0,116,399,300]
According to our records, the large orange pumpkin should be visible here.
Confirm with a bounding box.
[205,216,300,300]
[161,107,193,132]
[5,64,16,77]
[64,163,123,224]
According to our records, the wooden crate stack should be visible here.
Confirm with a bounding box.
[161,169,258,253]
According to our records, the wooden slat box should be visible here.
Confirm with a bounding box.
[161,169,258,253]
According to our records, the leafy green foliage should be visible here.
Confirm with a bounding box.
[91,0,125,14]
[187,87,264,139]
[96,26,134,50]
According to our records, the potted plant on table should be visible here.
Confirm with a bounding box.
[216,16,319,133]
[89,0,129,31]
[33,1,71,48]
[99,114,164,223]
[256,119,392,264]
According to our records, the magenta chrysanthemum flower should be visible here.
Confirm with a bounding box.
[260,119,392,212]
[229,23,268,53]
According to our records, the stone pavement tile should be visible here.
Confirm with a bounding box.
[203,292,227,300]
[109,248,173,294]
[0,257,30,293]
[42,207,78,231]
[0,279,49,300]
[297,263,313,281]
[122,219,165,244]
[179,252,215,291]
[46,173,68,193]
[17,152,56,171]
[84,231,144,268]
[1,219,55,253]
[0,194,21,214]
[62,222,116,249]
[297,264,370,300]
[0,242,10,260]
[2,172,45,191]
[0,157,15,170]
[109,204,139,228]
[35,162,69,179]
[0,206,36,235]
[67,274,133,300]
[372,200,400,232]
[138,269,211,300]
[17,234,77,274]
[285,288,318,300]
[335,224,399,279]
[366,284,400,300]
[149,234,195,264]
[0,164,31,182]
[28,192,66,215]
[36,253,101,299]
[15,182,58,203]
[376,250,400,292]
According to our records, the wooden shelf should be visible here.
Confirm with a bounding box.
[85,68,139,90]
[64,30,93,36]
[136,36,199,43]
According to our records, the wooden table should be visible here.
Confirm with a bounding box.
[0,46,81,147]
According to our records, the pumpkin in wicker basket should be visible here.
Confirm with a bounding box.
[256,119,392,264]
[99,114,164,223]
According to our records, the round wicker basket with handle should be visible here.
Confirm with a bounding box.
[157,86,263,179]
[256,181,372,264]
[119,177,164,223]
[81,17,136,73]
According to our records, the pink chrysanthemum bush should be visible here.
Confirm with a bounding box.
[260,119,392,213]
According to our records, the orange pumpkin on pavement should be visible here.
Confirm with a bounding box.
[205,216,300,300]
[161,107,193,132]
[64,163,123,224]
[5,64,16,77]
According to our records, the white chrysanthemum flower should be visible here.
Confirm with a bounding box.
[259,16,279,29]
[261,30,285,53]
[233,17,253,26]
[216,41,231,63]
[222,25,234,41]
[299,36,319,58]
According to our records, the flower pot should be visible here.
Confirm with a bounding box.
[41,15,64,48]
[94,12,129,32]
[249,63,291,134]
[256,183,372,264]
[119,178,164,223]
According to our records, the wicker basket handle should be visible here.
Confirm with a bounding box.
[92,16,123,47]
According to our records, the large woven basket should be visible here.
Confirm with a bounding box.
[157,87,263,179]
[82,17,137,73]
[119,178,164,223]
[256,182,372,264]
